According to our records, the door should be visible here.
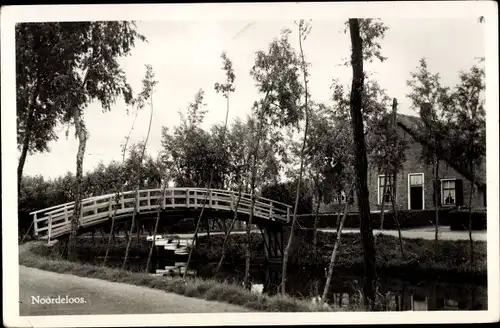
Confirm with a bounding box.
[409,173,424,210]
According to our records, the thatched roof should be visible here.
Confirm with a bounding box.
[396,113,486,188]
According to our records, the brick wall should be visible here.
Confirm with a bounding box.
[314,125,486,213]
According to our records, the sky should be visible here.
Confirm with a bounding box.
[21,18,485,179]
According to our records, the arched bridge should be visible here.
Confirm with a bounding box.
[30,187,292,243]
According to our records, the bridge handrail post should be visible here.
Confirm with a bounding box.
[269,201,273,219]
[79,202,84,226]
[147,190,151,208]
[209,190,212,207]
[48,214,53,243]
[162,189,166,209]
[64,205,69,223]
[93,199,98,216]
[186,188,190,207]
[33,213,38,237]
[287,206,290,223]
[108,197,113,215]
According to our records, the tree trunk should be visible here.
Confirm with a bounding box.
[389,182,405,257]
[281,22,311,294]
[390,98,404,257]
[103,109,139,265]
[221,218,228,235]
[321,182,354,305]
[214,184,244,275]
[136,220,141,243]
[244,96,268,289]
[206,216,211,245]
[244,191,257,289]
[184,172,214,278]
[67,110,88,261]
[122,187,139,270]
[122,85,155,270]
[348,18,376,309]
[468,165,475,265]
[378,173,388,240]
[312,176,321,264]
[18,71,41,188]
[103,192,121,266]
[146,209,160,273]
[434,156,440,255]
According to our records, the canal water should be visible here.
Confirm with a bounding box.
[68,236,487,312]
[102,256,486,311]
[192,264,487,311]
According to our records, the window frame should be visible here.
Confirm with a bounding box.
[407,173,425,210]
[332,189,347,204]
[441,178,457,206]
[377,174,394,205]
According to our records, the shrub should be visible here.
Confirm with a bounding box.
[296,208,486,231]
[168,218,196,234]
[449,209,487,231]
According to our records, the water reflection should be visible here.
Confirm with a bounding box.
[196,264,487,311]
[92,253,486,312]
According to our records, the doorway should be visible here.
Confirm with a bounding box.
[408,173,424,210]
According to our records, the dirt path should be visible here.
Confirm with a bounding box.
[19,266,249,316]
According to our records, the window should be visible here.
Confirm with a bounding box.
[378,175,394,204]
[332,190,347,204]
[441,179,456,205]
[409,174,424,186]
[408,173,425,210]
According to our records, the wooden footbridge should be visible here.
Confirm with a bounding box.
[30,187,292,261]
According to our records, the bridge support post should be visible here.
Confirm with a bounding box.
[259,223,284,264]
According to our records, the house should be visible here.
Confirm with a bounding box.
[315,112,487,214]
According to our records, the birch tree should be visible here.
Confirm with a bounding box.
[447,64,485,264]
[407,58,453,254]
[245,28,304,288]
[34,22,145,260]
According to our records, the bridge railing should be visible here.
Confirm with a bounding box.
[31,187,291,241]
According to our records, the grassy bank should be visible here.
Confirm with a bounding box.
[29,231,487,283]
[19,242,356,312]
[195,232,487,283]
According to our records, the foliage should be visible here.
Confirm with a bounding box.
[368,107,409,175]
[250,29,304,129]
[406,58,454,118]
[446,65,486,174]
[16,21,143,154]
[214,52,236,98]
[16,23,64,154]
[261,180,313,214]
[341,19,389,64]
[406,58,452,187]
[18,147,163,212]
[160,90,213,188]
[17,21,143,141]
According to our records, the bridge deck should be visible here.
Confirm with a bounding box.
[30,187,292,242]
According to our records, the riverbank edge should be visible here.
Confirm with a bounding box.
[194,233,487,285]
[18,242,355,313]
